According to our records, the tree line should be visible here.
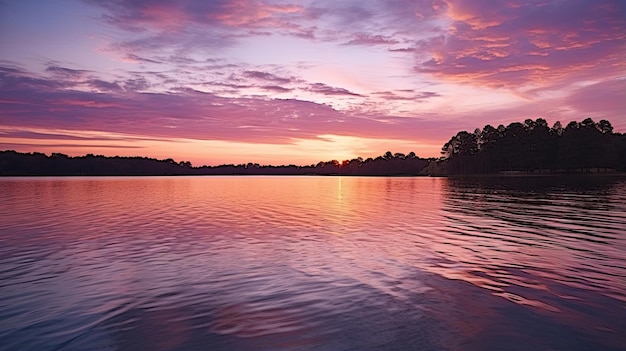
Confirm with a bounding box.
[440,118,625,174]
[0,150,430,176]
[1,118,624,176]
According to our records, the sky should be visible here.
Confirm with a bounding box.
[0,0,624,166]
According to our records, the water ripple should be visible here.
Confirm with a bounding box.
[1,176,625,350]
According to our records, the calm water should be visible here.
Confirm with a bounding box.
[1,176,625,351]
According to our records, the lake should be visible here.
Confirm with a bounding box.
[1,176,625,350]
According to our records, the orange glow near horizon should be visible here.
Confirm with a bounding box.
[0,0,624,163]
[0,127,443,166]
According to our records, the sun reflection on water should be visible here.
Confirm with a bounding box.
[0,176,625,350]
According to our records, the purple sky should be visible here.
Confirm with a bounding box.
[1,0,624,165]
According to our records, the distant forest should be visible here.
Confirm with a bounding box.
[439,118,626,175]
[0,150,430,176]
[1,118,624,176]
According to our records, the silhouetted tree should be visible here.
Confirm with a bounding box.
[440,118,623,174]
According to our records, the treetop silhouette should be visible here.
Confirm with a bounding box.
[1,118,624,176]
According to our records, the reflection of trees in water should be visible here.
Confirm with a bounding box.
[435,177,626,342]
[440,177,625,251]
[443,176,622,214]
[428,177,626,351]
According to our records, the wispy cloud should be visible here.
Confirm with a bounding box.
[415,0,626,90]
[306,83,363,97]
[0,64,452,146]
[46,65,91,78]
[343,33,399,46]
[242,70,294,84]
[0,142,144,149]
[1,0,624,163]
[372,90,441,101]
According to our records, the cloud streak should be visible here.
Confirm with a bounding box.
[0,64,453,146]
[415,0,626,90]
[1,0,624,164]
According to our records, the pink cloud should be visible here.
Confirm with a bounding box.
[260,85,292,92]
[3,60,623,163]
[91,0,306,35]
[343,33,399,46]
[415,0,626,90]
[0,64,453,148]
[372,91,441,101]
[46,65,91,78]
[306,83,363,97]
[208,0,303,28]
[242,70,294,84]
[0,142,144,149]
[3,1,624,163]
[91,0,445,54]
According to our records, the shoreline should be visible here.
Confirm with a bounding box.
[448,172,626,179]
[2,172,626,178]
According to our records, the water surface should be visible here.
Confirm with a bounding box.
[1,176,625,350]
